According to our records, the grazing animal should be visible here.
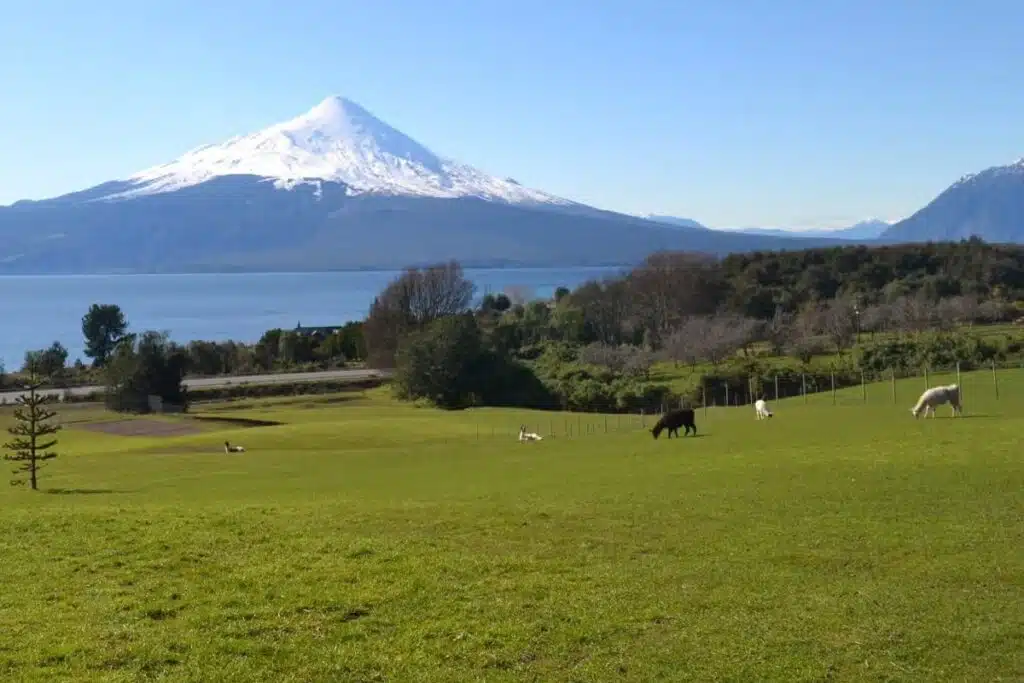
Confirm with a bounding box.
[911,384,962,419]
[650,408,697,439]
[518,426,543,442]
[224,441,245,453]
[754,398,773,420]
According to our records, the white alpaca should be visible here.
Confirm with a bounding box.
[518,426,543,442]
[224,440,245,453]
[911,384,962,419]
[754,398,773,420]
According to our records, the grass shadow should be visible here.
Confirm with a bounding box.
[43,488,126,495]
[190,416,283,428]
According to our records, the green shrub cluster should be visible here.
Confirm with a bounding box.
[854,331,1008,373]
[528,342,681,413]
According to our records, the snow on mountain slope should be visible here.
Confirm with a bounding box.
[107,96,570,205]
[948,157,1024,189]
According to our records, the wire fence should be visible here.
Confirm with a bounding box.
[702,359,1020,409]
[489,359,1022,441]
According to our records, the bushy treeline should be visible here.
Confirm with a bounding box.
[8,302,367,413]
[12,302,367,391]
[370,248,1024,412]
[719,237,1024,318]
[99,325,369,414]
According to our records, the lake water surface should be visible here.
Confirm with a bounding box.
[0,267,622,369]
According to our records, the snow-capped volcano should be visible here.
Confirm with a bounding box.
[0,95,870,275]
[113,95,569,205]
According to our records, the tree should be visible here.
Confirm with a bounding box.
[104,331,188,413]
[764,307,794,355]
[626,251,725,345]
[392,313,485,409]
[255,328,284,370]
[820,299,858,353]
[82,304,129,368]
[22,342,69,383]
[3,372,61,490]
[663,315,747,367]
[858,303,893,337]
[364,261,476,368]
[479,293,512,314]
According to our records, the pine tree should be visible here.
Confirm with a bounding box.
[3,373,61,490]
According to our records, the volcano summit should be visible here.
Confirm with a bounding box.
[0,96,843,274]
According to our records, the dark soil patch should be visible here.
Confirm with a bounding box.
[190,416,282,428]
[146,445,211,456]
[77,419,204,438]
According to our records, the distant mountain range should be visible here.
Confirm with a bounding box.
[0,96,848,274]
[0,96,1021,275]
[877,159,1024,244]
[644,216,892,241]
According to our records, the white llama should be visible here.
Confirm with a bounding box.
[518,426,543,442]
[911,384,962,419]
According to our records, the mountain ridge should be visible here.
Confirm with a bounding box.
[644,216,890,241]
[879,157,1024,244]
[2,96,1021,274]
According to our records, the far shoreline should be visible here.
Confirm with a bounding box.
[0,263,633,278]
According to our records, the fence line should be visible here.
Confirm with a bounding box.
[471,359,1018,442]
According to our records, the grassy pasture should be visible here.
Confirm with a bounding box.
[0,374,1021,682]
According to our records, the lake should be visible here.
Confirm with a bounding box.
[0,267,623,369]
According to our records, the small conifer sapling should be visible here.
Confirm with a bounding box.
[3,374,61,490]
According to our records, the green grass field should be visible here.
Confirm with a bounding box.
[0,373,1021,682]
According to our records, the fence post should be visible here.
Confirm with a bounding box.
[831,371,836,405]
[992,360,999,400]
[702,383,708,418]
[724,382,729,407]
[956,362,962,398]
[890,368,896,404]
[774,374,779,402]
[802,373,807,402]
[861,371,867,402]
[924,366,929,388]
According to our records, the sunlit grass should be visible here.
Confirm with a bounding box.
[0,374,1021,681]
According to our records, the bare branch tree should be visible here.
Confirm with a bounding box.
[663,314,749,367]
[889,295,933,334]
[764,307,794,355]
[625,252,725,345]
[820,298,858,353]
[858,303,892,336]
[579,343,629,372]
[363,261,476,368]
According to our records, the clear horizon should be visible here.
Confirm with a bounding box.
[3,1,1023,229]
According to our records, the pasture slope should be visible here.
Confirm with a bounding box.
[0,372,1021,682]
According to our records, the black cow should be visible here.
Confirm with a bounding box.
[650,408,697,439]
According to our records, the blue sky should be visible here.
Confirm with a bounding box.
[2,0,1023,229]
